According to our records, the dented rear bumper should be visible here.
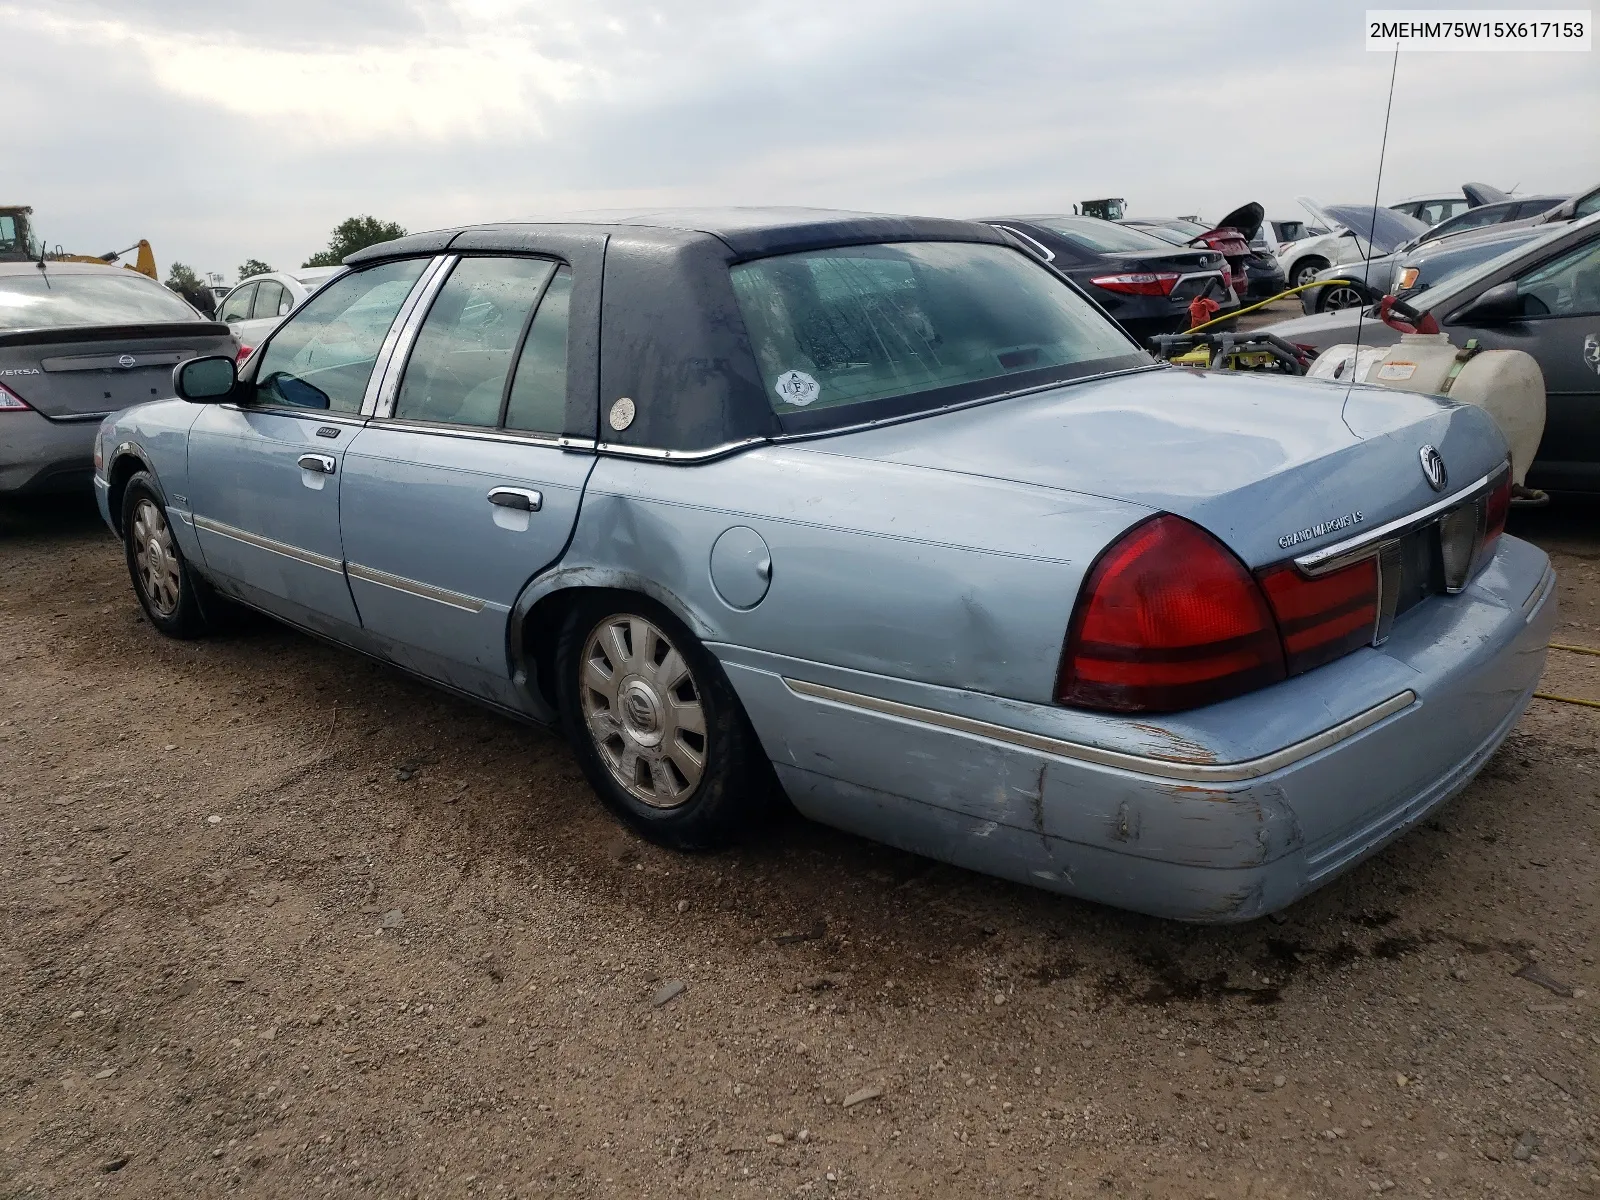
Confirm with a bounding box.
[717,535,1555,922]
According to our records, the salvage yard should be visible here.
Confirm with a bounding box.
[1,495,1597,1199]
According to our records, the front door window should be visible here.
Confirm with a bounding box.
[253,259,427,413]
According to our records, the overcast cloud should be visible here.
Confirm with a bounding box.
[3,0,1595,282]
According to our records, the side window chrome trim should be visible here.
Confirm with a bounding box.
[359,255,455,418]
[365,416,592,453]
[219,405,369,426]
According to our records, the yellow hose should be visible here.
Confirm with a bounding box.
[1534,693,1600,710]
[1537,644,1600,709]
[1184,279,1357,335]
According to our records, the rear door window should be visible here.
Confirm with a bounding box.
[393,257,556,428]
[503,267,572,434]
[219,285,255,323]
[253,259,428,414]
[251,280,288,320]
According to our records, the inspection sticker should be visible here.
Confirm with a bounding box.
[774,370,821,407]
[1376,361,1418,381]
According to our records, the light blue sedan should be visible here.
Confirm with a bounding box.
[93,208,1555,922]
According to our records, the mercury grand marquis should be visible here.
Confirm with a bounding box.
[93,208,1555,921]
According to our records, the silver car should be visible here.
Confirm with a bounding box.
[93,209,1553,922]
[0,261,234,495]
[216,266,344,360]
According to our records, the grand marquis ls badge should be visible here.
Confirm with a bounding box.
[1278,510,1364,550]
[1419,444,1447,492]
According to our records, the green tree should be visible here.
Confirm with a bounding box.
[165,261,202,291]
[237,258,273,280]
[302,216,407,267]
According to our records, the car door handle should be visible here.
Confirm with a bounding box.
[298,453,337,475]
[487,487,542,512]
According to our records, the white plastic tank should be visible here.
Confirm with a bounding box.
[1309,332,1545,485]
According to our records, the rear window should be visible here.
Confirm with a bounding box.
[0,270,201,331]
[1030,218,1179,254]
[730,241,1144,427]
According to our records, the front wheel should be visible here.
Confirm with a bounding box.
[121,471,210,639]
[1319,282,1369,312]
[555,594,770,850]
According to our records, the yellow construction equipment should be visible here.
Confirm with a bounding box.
[0,205,158,279]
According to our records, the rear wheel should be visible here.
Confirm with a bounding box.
[1291,257,1328,288]
[121,471,210,639]
[556,594,769,850]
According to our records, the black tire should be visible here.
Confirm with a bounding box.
[121,471,211,639]
[1290,257,1329,289]
[1318,281,1370,313]
[555,592,770,850]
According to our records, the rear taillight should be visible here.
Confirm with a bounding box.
[0,382,31,411]
[236,344,254,363]
[1090,272,1181,297]
[1056,515,1287,713]
[1258,559,1379,675]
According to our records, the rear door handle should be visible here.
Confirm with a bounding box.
[487,487,542,512]
[298,453,337,474]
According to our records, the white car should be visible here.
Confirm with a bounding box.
[215,266,345,360]
[1273,198,1428,288]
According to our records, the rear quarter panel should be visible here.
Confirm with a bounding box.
[550,446,1153,703]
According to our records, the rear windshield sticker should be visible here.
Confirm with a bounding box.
[774,370,821,407]
[1376,361,1417,381]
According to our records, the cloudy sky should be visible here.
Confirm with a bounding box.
[4,0,1596,283]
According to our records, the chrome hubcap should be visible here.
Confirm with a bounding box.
[132,498,181,616]
[580,614,707,808]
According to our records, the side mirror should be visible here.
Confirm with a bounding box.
[174,354,237,403]
[1451,280,1521,324]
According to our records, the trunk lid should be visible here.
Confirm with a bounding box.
[807,366,1506,568]
[0,323,233,419]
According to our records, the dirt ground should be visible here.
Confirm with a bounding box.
[1,491,1596,1200]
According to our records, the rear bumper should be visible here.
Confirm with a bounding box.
[719,536,1555,922]
[0,411,96,494]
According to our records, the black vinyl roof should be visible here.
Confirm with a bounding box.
[339,208,1047,457]
[345,206,1006,264]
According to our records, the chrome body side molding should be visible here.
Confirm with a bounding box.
[191,513,344,574]
[345,561,487,613]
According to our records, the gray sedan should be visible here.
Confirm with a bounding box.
[0,262,234,495]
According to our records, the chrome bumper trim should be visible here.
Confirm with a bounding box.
[191,514,344,574]
[781,678,1417,783]
[345,561,486,613]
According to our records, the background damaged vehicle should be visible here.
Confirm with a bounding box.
[93,208,1554,922]
[1274,200,1428,289]
[0,261,233,495]
[978,215,1236,339]
[1266,212,1600,495]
